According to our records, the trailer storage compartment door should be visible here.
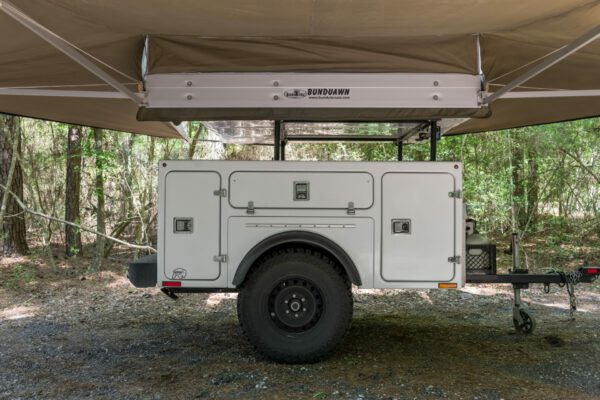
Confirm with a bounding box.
[229,171,373,210]
[381,173,456,282]
[163,171,221,281]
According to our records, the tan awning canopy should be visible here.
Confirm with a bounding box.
[1,0,600,138]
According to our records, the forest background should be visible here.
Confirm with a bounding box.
[0,115,598,277]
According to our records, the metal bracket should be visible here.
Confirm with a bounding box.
[448,190,462,199]
[484,23,600,104]
[247,201,255,214]
[213,255,228,263]
[448,256,461,264]
[213,188,227,197]
[347,202,356,215]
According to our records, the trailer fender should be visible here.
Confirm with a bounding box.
[232,231,362,287]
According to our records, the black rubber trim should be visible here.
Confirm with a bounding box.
[232,231,362,287]
[137,107,490,122]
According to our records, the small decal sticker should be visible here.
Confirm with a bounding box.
[284,89,308,99]
[171,268,187,280]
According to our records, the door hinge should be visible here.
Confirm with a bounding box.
[448,190,462,199]
[448,255,461,264]
[213,188,227,197]
[213,255,228,263]
[247,201,255,214]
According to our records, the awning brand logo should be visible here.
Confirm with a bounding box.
[284,89,308,99]
[307,88,351,99]
[284,88,351,100]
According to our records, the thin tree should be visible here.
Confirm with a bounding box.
[91,128,106,271]
[65,125,83,257]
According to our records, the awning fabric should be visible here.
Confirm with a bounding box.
[1,0,600,137]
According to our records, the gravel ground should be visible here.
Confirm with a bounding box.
[1,256,599,400]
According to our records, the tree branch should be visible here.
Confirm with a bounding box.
[561,149,600,185]
[0,182,156,253]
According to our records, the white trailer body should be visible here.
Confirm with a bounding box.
[124,159,469,362]
[157,160,464,290]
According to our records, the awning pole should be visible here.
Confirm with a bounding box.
[484,24,600,104]
[0,0,140,104]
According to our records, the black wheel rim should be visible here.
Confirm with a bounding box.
[268,277,324,333]
[520,311,533,332]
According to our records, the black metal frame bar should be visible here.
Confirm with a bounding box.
[271,119,437,161]
[466,273,596,284]
[430,120,439,161]
[286,135,400,142]
[274,120,282,160]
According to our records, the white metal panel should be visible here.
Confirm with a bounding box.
[163,171,221,281]
[157,160,464,290]
[227,217,375,287]
[144,73,482,109]
[229,171,373,210]
[381,173,456,282]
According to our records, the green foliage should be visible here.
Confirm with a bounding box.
[7,116,600,263]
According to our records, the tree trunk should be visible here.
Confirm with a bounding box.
[91,128,105,270]
[526,139,539,229]
[65,125,83,257]
[511,136,526,230]
[0,115,29,255]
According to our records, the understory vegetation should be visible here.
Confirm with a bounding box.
[0,116,599,274]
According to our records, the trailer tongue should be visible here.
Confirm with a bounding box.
[465,231,600,334]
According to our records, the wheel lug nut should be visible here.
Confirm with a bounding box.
[295,313,299,318]
[303,308,307,312]
[301,298,306,302]
[270,312,275,317]
[286,310,290,314]
[284,300,288,304]
[292,294,296,298]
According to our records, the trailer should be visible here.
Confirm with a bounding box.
[128,131,599,362]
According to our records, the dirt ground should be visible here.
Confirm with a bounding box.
[1,249,599,400]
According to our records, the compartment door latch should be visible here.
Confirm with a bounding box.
[213,255,228,263]
[347,202,356,215]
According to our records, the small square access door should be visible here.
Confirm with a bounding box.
[294,181,310,201]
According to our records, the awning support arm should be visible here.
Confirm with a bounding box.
[0,0,140,104]
[484,24,600,104]
[0,88,131,99]
[0,0,189,141]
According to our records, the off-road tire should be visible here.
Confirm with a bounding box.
[237,248,353,363]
